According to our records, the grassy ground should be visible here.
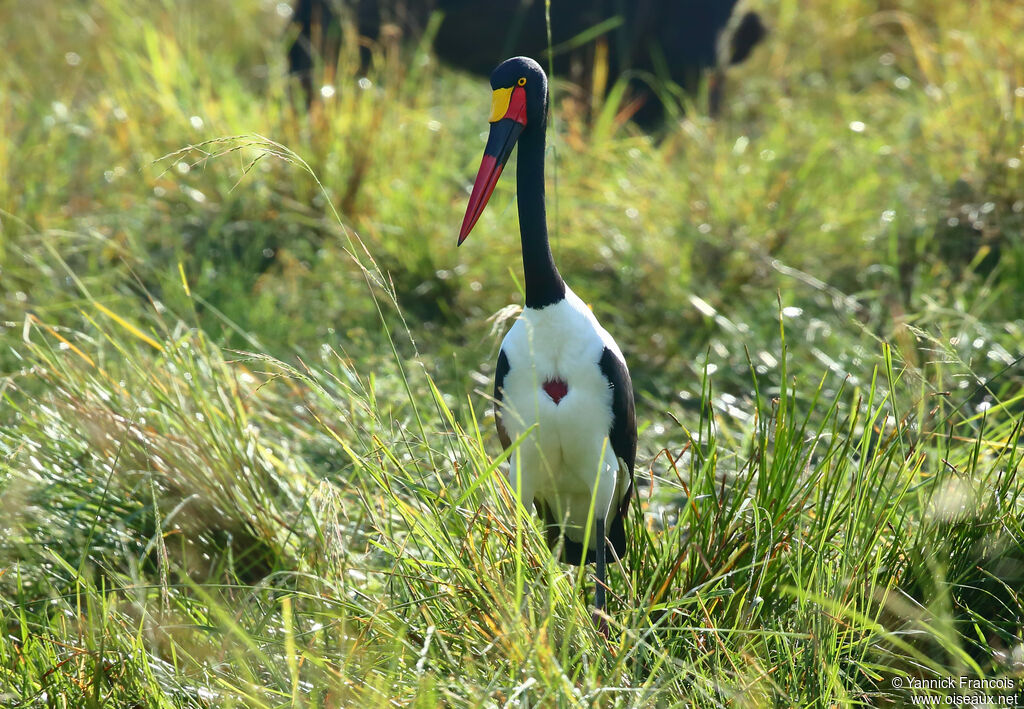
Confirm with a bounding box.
[2,0,1023,705]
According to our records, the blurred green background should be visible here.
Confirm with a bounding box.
[1,1,1022,706]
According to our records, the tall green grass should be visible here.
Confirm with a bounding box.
[2,0,1023,705]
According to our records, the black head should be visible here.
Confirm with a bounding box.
[458,56,549,244]
[489,56,548,129]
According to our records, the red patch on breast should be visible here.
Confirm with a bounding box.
[542,378,569,404]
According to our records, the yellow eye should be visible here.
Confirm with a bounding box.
[517,77,526,86]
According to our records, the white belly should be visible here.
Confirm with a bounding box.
[499,289,624,543]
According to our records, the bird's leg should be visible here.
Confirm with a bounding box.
[592,517,609,638]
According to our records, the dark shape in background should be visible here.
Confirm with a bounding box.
[288,0,766,123]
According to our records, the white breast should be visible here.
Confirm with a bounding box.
[498,288,624,543]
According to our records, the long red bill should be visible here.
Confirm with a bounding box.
[458,154,503,245]
[457,114,526,245]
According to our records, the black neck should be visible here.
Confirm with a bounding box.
[517,119,565,309]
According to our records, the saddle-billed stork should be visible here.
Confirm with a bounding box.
[458,56,636,636]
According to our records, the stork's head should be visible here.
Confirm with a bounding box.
[458,56,548,245]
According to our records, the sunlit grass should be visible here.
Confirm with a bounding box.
[2,0,1023,705]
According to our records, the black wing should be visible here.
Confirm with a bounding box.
[599,346,637,562]
[493,349,511,450]
[599,347,637,475]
